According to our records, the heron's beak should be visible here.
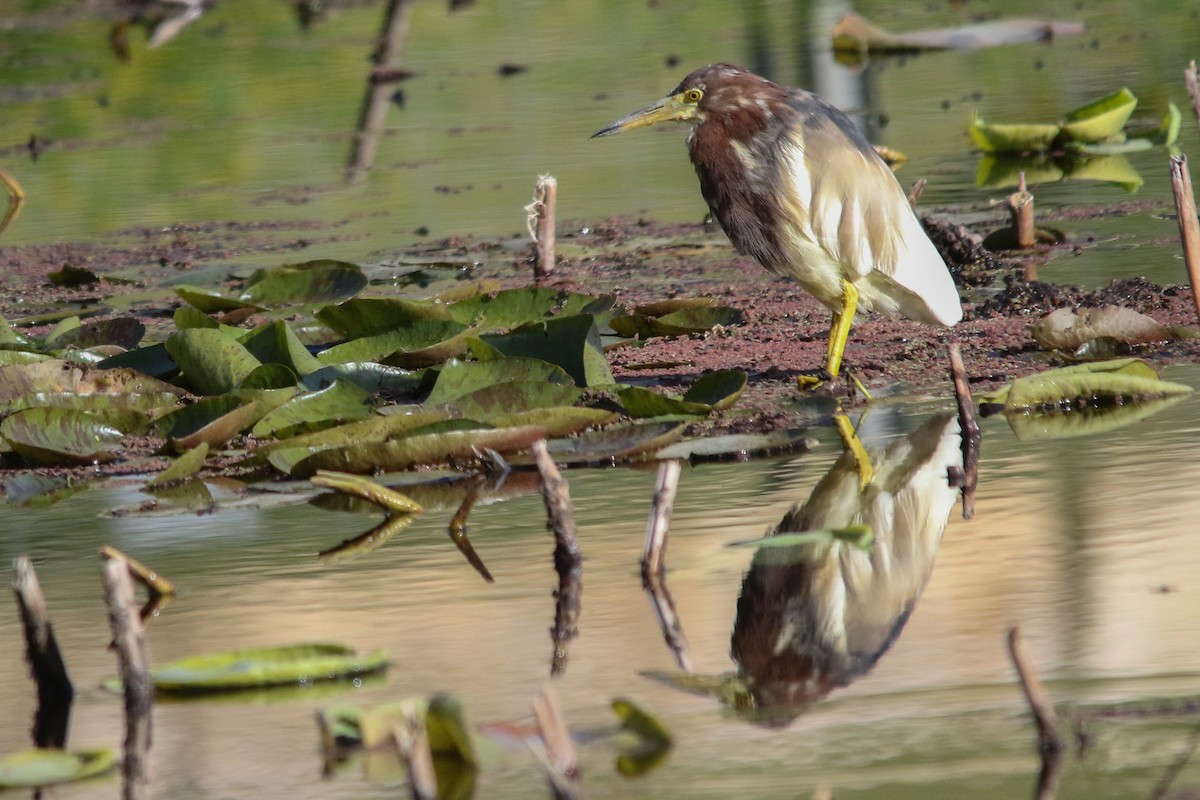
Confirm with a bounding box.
[591,94,693,138]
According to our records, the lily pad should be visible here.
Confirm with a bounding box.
[280,424,547,477]
[426,357,575,406]
[147,443,210,488]
[476,314,613,387]
[310,470,422,514]
[317,319,472,368]
[47,264,100,287]
[242,320,324,377]
[620,369,747,417]
[1,407,124,465]
[0,748,115,788]
[488,407,617,437]
[610,305,745,338]
[111,643,388,695]
[448,381,583,420]
[969,117,1061,153]
[165,328,263,395]
[252,409,456,461]
[1060,87,1137,143]
[446,287,614,330]
[240,260,368,306]
[251,379,373,439]
[980,359,1192,411]
[316,296,455,338]
[47,317,145,351]
[157,396,263,452]
[543,421,686,465]
[0,360,185,407]
[175,285,264,314]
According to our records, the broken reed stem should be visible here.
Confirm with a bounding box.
[643,570,694,673]
[103,558,153,800]
[99,546,175,598]
[533,440,582,677]
[1008,172,1036,250]
[529,175,558,280]
[1007,627,1063,755]
[1185,61,1200,130]
[12,556,74,748]
[641,460,682,580]
[532,684,579,800]
[948,344,980,520]
[1168,155,1200,324]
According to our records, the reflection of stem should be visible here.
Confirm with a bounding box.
[1146,723,1200,800]
[948,343,980,519]
[533,441,582,677]
[532,684,579,799]
[12,556,74,749]
[346,0,415,183]
[102,559,153,800]
[448,483,495,583]
[1007,626,1064,753]
[643,572,694,673]
[318,513,415,564]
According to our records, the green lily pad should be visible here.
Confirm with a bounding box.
[47,317,145,351]
[250,409,456,462]
[147,443,210,488]
[1060,87,1137,143]
[317,319,472,368]
[47,264,100,287]
[174,305,220,330]
[242,320,324,377]
[448,381,583,420]
[980,359,1192,411]
[281,424,547,477]
[302,362,422,393]
[476,314,613,387]
[0,360,184,407]
[310,470,422,514]
[426,357,575,406]
[251,379,373,439]
[4,473,97,507]
[655,428,814,462]
[543,421,686,465]
[446,287,614,330]
[620,369,747,417]
[174,285,264,314]
[0,748,115,788]
[610,305,745,338]
[618,386,711,417]
[240,260,368,307]
[107,643,388,695]
[1151,102,1182,147]
[969,116,1061,153]
[1,407,124,465]
[316,296,455,338]
[97,342,178,378]
[488,407,618,437]
[240,363,300,390]
[165,328,264,395]
[157,396,263,452]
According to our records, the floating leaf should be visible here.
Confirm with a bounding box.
[1,407,124,465]
[426,357,575,406]
[5,474,96,508]
[316,297,454,338]
[242,320,324,377]
[174,285,264,313]
[543,421,686,465]
[980,359,1192,412]
[610,305,745,338]
[656,429,814,462]
[618,386,711,417]
[1031,305,1172,351]
[620,369,747,417]
[157,396,262,452]
[0,748,115,788]
[1060,87,1137,143]
[240,260,367,307]
[477,315,613,387]
[97,342,178,378]
[969,116,1060,153]
[47,317,145,351]
[1152,103,1182,147]
[0,360,184,407]
[449,381,583,420]
[47,264,100,287]
[164,328,263,395]
[108,643,388,695]
[310,470,423,514]
[303,362,421,393]
[251,379,373,439]
[446,287,614,330]
[147,443,209,488]
[488,407,616,437]
[282,424,547,477]
[240,363,299,390]
[317,319,472,368]
[174,305,219,330]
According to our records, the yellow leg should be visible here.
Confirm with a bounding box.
[825,278,859,380]
[834,410,874,491]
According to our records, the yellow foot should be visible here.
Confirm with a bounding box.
[796,370,874,401]
[834,412,875,491]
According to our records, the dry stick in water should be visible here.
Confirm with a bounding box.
[1169,155,1200,323]
[948,344,980,520]
[394,706,437,800]
[640,460,694,671]
[12,556,74,748]
[103,557,154,800]
[906,177,927,208]
[1007,172,1036,252]
[532,683,579,800]
[527,175,558,280]
[533,440,582,676]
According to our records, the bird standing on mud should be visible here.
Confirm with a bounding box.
[593,63,962,389]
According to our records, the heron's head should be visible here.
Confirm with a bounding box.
[591,63,784,138]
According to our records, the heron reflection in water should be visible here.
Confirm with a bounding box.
[657,412,963,725]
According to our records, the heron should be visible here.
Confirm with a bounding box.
[593,63,962,389]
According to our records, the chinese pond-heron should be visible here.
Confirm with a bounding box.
[593,63,962,388]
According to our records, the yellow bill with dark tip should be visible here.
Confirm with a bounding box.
[591,95,693,138]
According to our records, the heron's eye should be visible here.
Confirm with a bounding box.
[683,88,703,103]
